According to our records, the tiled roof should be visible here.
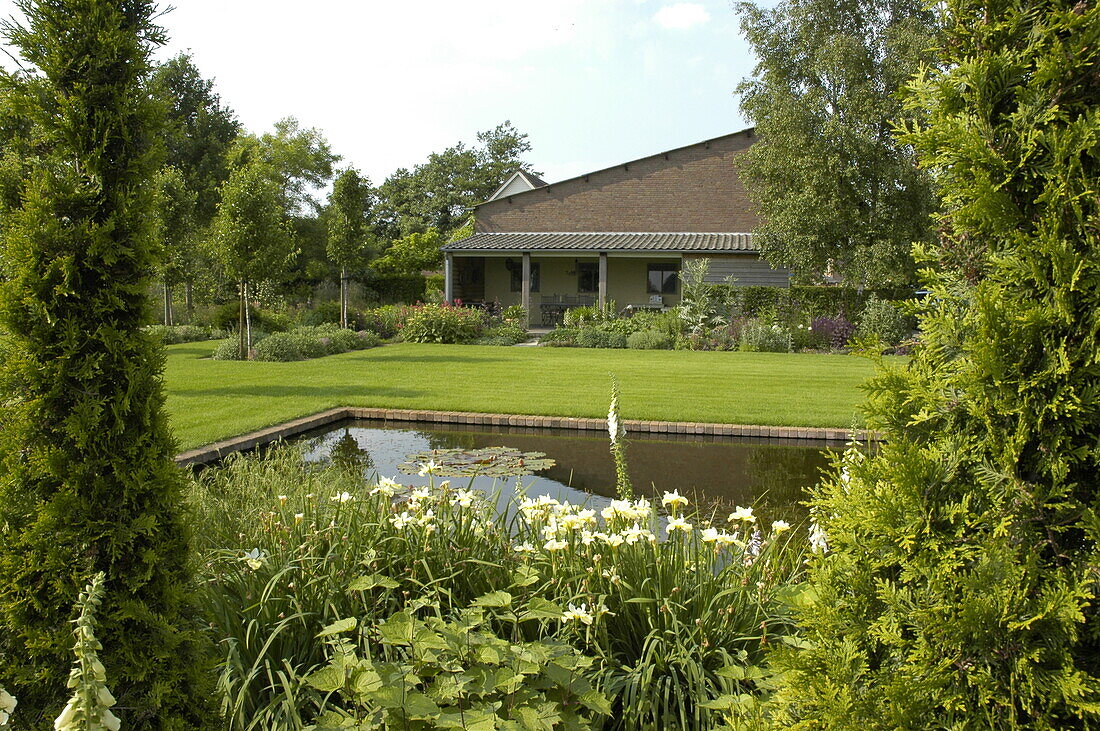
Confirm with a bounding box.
[442,232,757,253]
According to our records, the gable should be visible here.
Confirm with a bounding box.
[474,130,759,234]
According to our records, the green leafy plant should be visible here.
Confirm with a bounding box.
[400,304,486,344]
[305,594,610,729]
[738,320,791,353]
[854,295,911,347]
[678,258,734,335]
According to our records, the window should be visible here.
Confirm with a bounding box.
[647,263,679,295]
[577,262,598,294]
[508,261,540,293]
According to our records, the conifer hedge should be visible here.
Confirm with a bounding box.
[0,1,215,727]
[771,0,1100,727]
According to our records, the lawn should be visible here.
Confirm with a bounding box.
[164,341,886,450]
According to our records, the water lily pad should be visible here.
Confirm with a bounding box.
[398,447,555,477]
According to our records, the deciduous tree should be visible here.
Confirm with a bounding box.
[737,0,939,286]
[326,167,376,328]
[210,157,296,358]
[377,121,535,237]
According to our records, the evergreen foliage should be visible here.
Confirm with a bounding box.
[770,0,1100,726]
[0,1,215,726]
[737,0,940,286]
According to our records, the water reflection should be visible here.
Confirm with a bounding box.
[300,419,840,522]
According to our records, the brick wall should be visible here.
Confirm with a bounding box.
[475,130,759,233]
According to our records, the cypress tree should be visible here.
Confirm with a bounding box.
[0,1,215,726]
[770,0,1100,727]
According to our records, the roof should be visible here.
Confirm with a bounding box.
[474,127,754,208]
[442,231,757,253]
[486,169,549,202]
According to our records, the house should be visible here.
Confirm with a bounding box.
[441,127,788,326]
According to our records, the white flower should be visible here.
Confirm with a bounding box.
[600,532,625,547]
[661,490,688,510]
[418,460,440,476]
[451,488,478,508]
[294,513,304,524]
[580,530,596,545]
[54,701,76,729]
[562,603,594,625]
[727,506,756,523]
[665,516,693,534]
[601,499,632,522]
[389,512,414,530]
[241,548,266,571]
[277,494,288,505]
[331,491,354,503]
[370,477,401,497]
[0,687,16,726]
[809,521,829,554]
[700,527,721,543]
[608,396,623,444]
[410,487,432,502]
[513,542,536,553]
[623,524,648,545]
[771,520,791,534]
[544,538,569,552]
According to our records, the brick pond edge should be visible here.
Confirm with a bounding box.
[175,407,871,467]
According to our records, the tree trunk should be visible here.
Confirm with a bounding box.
[238,279,247,360]
[244,280,253,358]
[184,282,193,323]
[163,280,173,326]
[341,266,348,329]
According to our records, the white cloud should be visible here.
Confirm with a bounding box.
[653,3,710,29]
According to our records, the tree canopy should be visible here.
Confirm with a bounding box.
[149,53,240,227]
[737,0,940,286]
[376,121,535,237]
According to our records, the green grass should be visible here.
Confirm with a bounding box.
[164,341,884,450]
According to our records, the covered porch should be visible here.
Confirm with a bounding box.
[444,252,681,327]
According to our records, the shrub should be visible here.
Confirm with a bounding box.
[400,304,485,344]
[476,324,528,346]
[575,327,628,349]
[563,302,615,328]
[738,320,791,352]
[626,328,672,350]
[499,304,527,325]
[856,295,911,346]
[297,300,343,327]
[210,301,290,333]
[810,314,856,350]
[361,304,409,339]
[146,324,226,344]
[251,325,380,362]
[212,338,248,361]
[538,327,578,347]
[252,332,304,361]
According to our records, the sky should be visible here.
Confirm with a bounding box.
[0,0,767,187]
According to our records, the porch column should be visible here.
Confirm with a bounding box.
[598,252,608,310]
[521,252,531,326]
[444,252,454,304]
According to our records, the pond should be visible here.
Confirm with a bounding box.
[300,418,843,522]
